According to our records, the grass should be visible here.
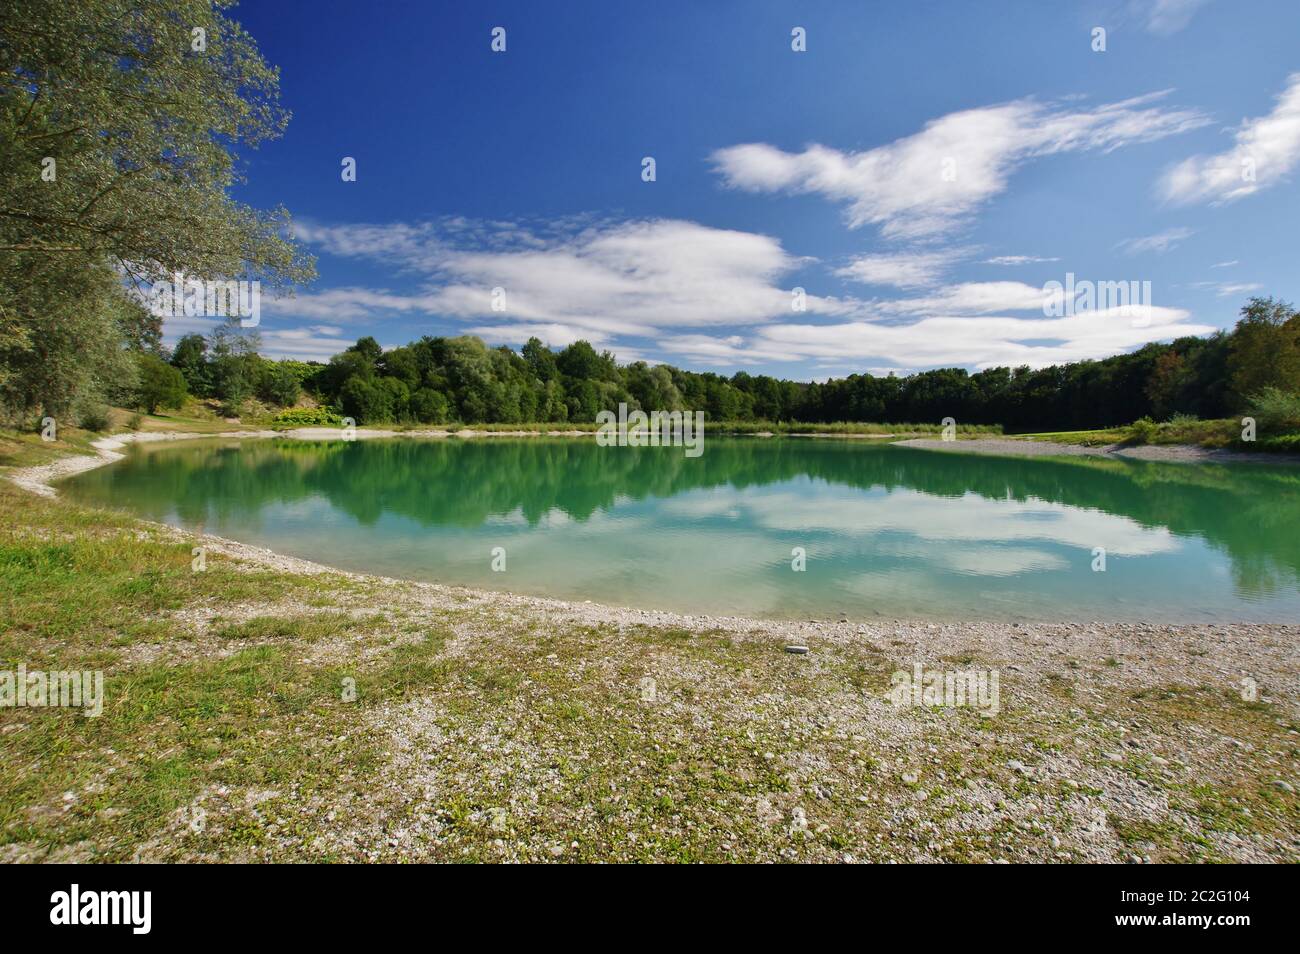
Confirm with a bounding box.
[1017,416,1300,451]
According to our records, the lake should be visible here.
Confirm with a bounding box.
[57,436,1300,622]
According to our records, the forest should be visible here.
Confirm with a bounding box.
[151,295,1300,434]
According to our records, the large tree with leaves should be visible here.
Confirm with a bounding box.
[0,0,313,422]
[1227,297,1300,404]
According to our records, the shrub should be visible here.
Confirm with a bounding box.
[339,375,395,424]
[135,353,188,413]
[257,361,301,407]
[1246,387,1300,435]
[78,405,112,432]
[409,387,451,424]
[1257,433,1300,452]
[1126,416,1159,444]
[270,406,342,427]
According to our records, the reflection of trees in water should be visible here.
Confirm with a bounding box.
[72,438,1300,596]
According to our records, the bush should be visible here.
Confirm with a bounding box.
[409,388,451,424]
[270,406,342,427]
[78,405,112,432]
[1126,416,1159,444]
[339,375,400,424]
[1257,433,1300,452]
[1246,387,1300,435]
[257,361,301,407]
[136,353,188,413]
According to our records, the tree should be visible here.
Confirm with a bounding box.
[136,353,188,413]
[0,262,139,421]
[1146,351,1189,420]
[1228,298,1300,404]
[339,375,391,424]
[557,340,606,381]
[409,388,451,424]
[349,336,384,363]
[522,336,559,382]
[258,361,301,407]
[207,319,261,414]
[170,334,212,397]
[1,0,313,422]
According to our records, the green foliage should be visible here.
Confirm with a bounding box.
[339,375,392,424]
[207,319,262,415]
[409,388,451,424]
[170,334,212,397]
[302,315,1299,432]
[1228,298,1300,402]
[269,406,342,427]
[77,405,112,432]
[1257,433,1300,452]
[1127,417,1160,445]
[0,264,140,424]
[1246,387,1300,435]
[257,361,301,407]
[0,0,312,423]
[136,353,188,414]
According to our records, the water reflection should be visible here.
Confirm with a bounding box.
[58,437,1300,621]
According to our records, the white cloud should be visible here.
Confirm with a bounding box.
[1160,73,1300,205]
[835,250,958,288]
[711,92,1207,239]
[1145,0,1213,35]
[296,218,857,343]
[1188,281,1263,298]
[1211,259,1238,268]
[983,255,1060,266]
[464,322,611,348]
[1116,227,1196,255]
[260,287,430,321]
[881,281,1058,315]
[661,304,1214,370]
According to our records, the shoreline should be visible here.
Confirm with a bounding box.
[7,428,1297,681]
[895,436,1300,465]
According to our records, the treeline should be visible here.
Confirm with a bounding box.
[163,297,1300,433]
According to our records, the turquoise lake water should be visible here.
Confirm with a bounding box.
[57,437,1300,622]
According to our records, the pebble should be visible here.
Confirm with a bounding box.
[784,645,809,654]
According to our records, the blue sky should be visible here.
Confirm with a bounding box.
[192,0,1300,379]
